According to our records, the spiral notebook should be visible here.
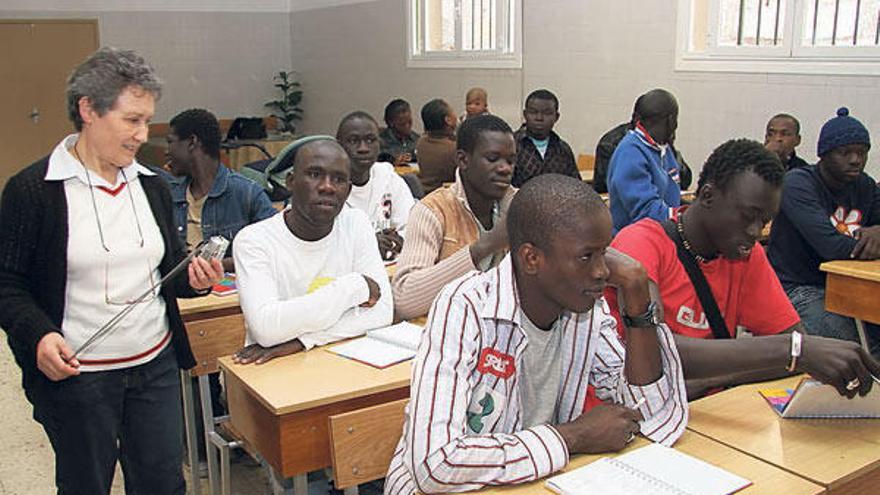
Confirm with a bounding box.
[327,321,423,369]
[545,443,751,495]
[758,377,880,418]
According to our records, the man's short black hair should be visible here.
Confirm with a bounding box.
[336,110,379,137]
[632,89,677,123]
[456,114,512,154]
[697,139,785,193]
[508,174,606,254]
[383,99,411,125]
[169,108,221,159]
[421,99,452,133]
[524,89,559,112]
[767,113,801,135]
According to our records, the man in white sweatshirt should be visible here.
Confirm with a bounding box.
[231,136,393,364]
[336,111,416,261]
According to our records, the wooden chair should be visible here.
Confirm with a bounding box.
[181,312,247,495]
[328,399,409,493]
[577,154,595,182]
[577,153,595,172]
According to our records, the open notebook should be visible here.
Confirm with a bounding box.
[545,442,751,495]
[758,377,880,418]
[326,321,423,369]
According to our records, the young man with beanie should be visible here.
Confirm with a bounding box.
[768,107,880,356]
[231,137,392,364]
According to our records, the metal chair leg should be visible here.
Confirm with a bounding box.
[199,374,220,494]
[180,370,201,495]
[855,319,869,352]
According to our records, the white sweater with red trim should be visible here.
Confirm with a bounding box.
[384,255,688,495]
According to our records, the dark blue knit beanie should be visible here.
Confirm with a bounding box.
[817,107,871,157]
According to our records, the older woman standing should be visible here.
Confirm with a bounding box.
[0,47,222,494]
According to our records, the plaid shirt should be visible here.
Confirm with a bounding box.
[380,127,420,162]
[512,127,579,187]
[384,255,688,495]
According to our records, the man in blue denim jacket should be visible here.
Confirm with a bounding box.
[164,109,276,272]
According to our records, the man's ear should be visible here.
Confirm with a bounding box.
[699,183,717,209]
[188,135,200,153]
[285,171,296,192]
[516,242,543,276]
[455,148,469,172]
[794,134,802,148]
[445,113,456,129]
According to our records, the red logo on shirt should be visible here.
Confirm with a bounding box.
[477,348,515,379]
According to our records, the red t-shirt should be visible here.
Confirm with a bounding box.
[606,218,799,339]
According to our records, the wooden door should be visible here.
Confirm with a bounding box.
[0,20,98,194]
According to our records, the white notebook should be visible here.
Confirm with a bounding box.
[545,443,751,495]
[326,321,423,369]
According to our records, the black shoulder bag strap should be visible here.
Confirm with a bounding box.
[661,220,731,339]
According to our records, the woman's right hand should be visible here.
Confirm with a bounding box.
[36,333,80,381]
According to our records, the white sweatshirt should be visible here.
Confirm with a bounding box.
[346,161,416,236]
[233,207,393,349]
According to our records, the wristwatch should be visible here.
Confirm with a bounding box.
[622,300,661,328]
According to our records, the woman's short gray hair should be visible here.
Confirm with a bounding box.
[66,46,162,131]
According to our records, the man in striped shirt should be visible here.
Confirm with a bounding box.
[392,115,516,320]
[385,175,687,495]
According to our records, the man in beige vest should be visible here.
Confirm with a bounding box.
[392,115,515,319]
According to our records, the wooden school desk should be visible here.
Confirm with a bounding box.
[687,375,880,493]
[218,346,412,493]
[821,259,880,350]
[477,431,822,495]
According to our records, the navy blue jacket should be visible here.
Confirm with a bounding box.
[768,165,880,287]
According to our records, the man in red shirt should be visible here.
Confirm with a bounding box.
[608,139,879,399]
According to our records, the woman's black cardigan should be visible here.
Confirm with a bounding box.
[0,157,200,403]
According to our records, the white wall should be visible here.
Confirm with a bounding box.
[289,0,524,136]
[288,0,880,178]
[6,0,876,177]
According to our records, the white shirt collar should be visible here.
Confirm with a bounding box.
[44,134,156,187]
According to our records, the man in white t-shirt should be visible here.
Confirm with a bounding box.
[231,136,393,364]
[337,111,416,261]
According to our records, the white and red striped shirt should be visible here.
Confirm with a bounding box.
[384,255,687,495]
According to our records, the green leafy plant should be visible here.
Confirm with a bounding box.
[265,71,303,134]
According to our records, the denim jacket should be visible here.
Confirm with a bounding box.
[167,165,276,256]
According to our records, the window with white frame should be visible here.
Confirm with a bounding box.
[407,0,522,68]
[677,0,880,75]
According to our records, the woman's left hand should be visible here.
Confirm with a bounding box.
[188,257,223,291]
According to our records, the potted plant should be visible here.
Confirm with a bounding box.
[265,71,303,135]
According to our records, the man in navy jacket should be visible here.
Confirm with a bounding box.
[768,107,880,357]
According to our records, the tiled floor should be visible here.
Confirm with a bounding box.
[0,341,389,495]
[0,342,269,494]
